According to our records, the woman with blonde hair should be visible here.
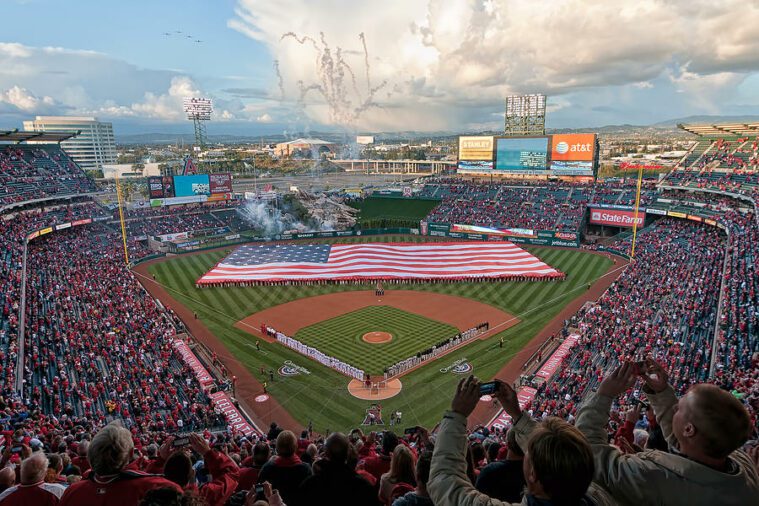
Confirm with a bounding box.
[378,445,416,505]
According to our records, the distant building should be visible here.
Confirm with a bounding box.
[101,163,161,180]
[23,116,116,170]
[275,138,337,158]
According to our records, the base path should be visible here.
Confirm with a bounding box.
[363,332,393,344]
[348,379,403,400]
[237,290,518,341]
[132,260,302,433]
[468,251,629,428]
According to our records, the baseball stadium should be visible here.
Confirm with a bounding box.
[0,2,758,504]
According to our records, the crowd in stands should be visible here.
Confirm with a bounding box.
[423,179,657,233]
[22,224,225,433]
[0,146,96,206]
[1,147,758,504]
[119,203,244,239]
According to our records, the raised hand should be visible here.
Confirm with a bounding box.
[640,359,669,393]
[598,362,637,398]
[451,375,480,417]
[494,381,522,421]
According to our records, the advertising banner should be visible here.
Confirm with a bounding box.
[157,231,189,242]
[589,208,645,228]
[173,340,215,388]
[646,207,668,216]
[667,211,687,218]
[39,227,53,236]
[55,222,72,231]
[457,160,494,173]
[208,391,260,436]
[450,223,536,238]
[148,176,164,198]
[550,134,595,162]
[488,386,538,430]
[458,136,494,161]
[174,174,211,197]
[206,193,233,202]
[162,195,207,206]
[162,176,175,198]
[548,134,595,174]
[209,173,232,194]
[535,334,579,380]
[495,137,549,171]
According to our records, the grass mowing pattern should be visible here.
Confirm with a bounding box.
[148,235,612,432]
[295,306,458,375]
[349,197,440,221]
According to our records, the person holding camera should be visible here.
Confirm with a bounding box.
[575,360,759,506]
[428,376,608,506]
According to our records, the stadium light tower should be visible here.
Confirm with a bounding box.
[505,94,546,136]
[183,97,213,150]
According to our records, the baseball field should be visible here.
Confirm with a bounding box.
[145,234,614,432]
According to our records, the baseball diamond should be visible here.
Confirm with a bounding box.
[144,236,615,431]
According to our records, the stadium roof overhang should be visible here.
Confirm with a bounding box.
[0,129,80,144]
[678,122,759,137]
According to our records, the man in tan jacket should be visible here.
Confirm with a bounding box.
[428,375,610,506]
[576,360,759,506]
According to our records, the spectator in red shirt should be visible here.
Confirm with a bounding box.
[162,433,239,506]
[360,431,398,483]
[0,452,65,505]
[59,422,182,506]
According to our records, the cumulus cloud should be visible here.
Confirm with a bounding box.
[256,113,273,123]
[131,76,201,121]
[229,0,759,130]
[0,85,55,111]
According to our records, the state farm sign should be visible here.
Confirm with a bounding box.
[589,208,645,228]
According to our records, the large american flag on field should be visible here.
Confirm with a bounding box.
[197,242,561,284]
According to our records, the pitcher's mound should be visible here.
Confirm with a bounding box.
[348,379,402,400]
[362,331,393,344]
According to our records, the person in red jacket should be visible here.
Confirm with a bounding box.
[360,431,398,483]
[0,452,65,505]
[59,422,182,506]
[163,433,239,506]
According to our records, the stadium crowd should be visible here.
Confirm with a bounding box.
[423,179,657,234]
[0,146,96,206]
[0,144,758,504]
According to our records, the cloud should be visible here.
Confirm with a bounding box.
[0,85,55,112]
[221,87,270,98]
[131,76,202,121]
[256,113,273,123]
[230,0,759,131]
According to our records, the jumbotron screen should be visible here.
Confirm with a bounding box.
[457,133,596,176]
[495,137,549,171]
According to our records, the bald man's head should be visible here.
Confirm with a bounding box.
[679,384,751,459]
[0,467,15,490]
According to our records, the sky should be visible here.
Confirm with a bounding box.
[2,0,759,137]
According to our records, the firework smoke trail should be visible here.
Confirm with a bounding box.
[273,60,285,99]
[280,32,318,48]
[359,32,372,93]
[280,31,389,126]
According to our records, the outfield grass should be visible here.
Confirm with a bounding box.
[295,306,458,375]
[148,235,612,432]
[350,197,440,222]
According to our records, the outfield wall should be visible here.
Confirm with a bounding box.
[423,222,581,248]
